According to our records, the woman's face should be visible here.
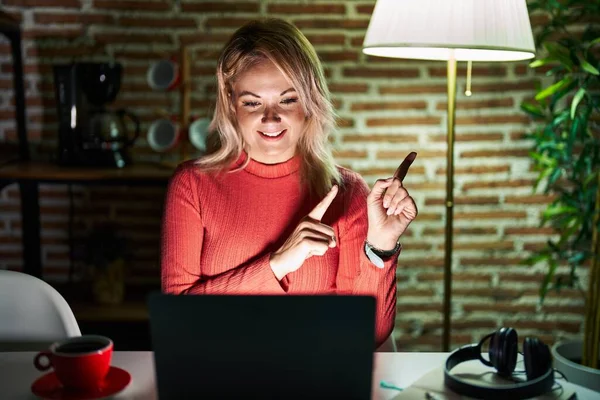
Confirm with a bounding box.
[232,59,306,164]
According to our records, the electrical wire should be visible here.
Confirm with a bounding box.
[553,369,568,381]
[465,60,472,96]
[551,381,564,396]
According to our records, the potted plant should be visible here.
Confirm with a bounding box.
[521,0,600,391]
[75,223,130,305]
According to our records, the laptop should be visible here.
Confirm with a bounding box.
[147,293,376,399]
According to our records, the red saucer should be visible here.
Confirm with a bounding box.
[31,366,131,400]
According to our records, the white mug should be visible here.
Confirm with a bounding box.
[188,117,211,153]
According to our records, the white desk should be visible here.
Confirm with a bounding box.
[1,352,598,399]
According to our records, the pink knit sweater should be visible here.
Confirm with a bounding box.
[161,153,398,346]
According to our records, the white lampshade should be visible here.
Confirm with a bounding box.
[363,0,535,62]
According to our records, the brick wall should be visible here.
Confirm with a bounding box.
[0,0,585,351]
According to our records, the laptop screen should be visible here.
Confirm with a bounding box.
[148,293,376,399]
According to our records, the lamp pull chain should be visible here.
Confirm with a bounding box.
[465,60,472,96]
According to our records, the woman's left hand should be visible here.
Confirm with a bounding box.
[366,152,418,250]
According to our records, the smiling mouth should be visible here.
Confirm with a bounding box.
[258,129,286,138]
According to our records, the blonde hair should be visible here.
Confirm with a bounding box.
[194,18,341,198]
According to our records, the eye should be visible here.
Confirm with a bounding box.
[242,101,261,108]
[281,97,298,105]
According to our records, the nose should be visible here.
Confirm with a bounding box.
[261,106,281,123]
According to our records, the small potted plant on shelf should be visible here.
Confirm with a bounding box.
[76,223,130,306]
[521,0,600,391]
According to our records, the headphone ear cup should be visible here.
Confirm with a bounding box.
[524,337,552,380]
[494,327,518,376]
[488,330,501,369]
[523,337,536,380]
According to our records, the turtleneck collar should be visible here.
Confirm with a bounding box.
[232,151,302,178]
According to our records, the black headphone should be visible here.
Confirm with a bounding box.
[444,327,555,399]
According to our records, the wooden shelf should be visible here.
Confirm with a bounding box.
[70,301,149,322]
[0,160,175,184]
[53,282,158,322]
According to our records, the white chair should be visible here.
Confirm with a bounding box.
[0,270,81,351]
[376,331,397,352]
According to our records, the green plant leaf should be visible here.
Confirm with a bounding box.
[546,65,566,77]
[570,88,586,119]
[543,43,574,70]
[547,167,563,188]
[550,111,570,129]
[530,151,557,168]
[573,148,591,181]
[535,77,573,101]
[586,37,600,48]
[521,102,546,118]
[529,58,552,69]
[547,238,562,253]
[534,165,554,192]
[578,56,600,75]
[543,204,578,221]
[554,276,566,292]
[523,251,551,266]
[558,216,581,245]
[568,116,581,157]
[584,171,598,188]
[549,0,567,10]
[527,1,541,12]
[551,80,579,108]
[568,251,586,265]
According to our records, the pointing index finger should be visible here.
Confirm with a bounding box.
[308,185,338,221]
[394,151,417,182]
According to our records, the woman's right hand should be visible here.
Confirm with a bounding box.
[270,185,339,280]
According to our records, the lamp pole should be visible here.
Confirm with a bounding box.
[443,52,457,352]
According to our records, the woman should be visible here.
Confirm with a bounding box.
[161,18,418,348]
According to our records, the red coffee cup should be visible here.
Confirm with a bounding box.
[33,335,113,390]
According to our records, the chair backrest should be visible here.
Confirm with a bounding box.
[0,270,81,351]
[377,332,398,352]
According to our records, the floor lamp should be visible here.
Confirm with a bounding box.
[363,0,536,351]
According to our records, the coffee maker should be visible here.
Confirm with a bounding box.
[53,62,140,168]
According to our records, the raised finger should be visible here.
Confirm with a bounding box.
[308,185,338,221]
[394,151,417,182]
